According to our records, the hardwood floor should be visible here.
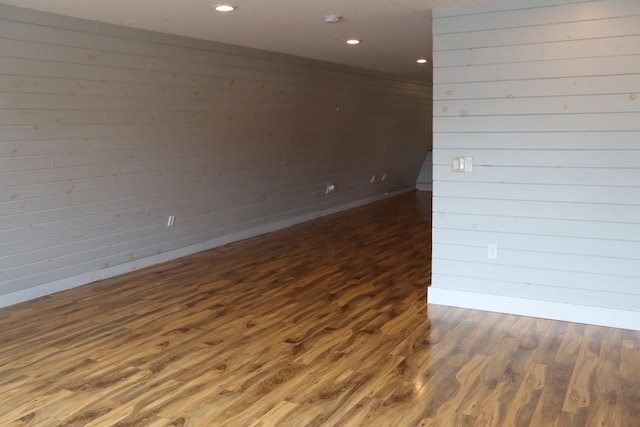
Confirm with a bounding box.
[0,191,638,426]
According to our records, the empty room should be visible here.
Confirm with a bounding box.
[0,0,639,425]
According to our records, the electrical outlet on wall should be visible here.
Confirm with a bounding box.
[487,243,498,259]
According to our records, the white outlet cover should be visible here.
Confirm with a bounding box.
[487,243,498,259]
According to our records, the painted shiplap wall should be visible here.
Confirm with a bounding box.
[430,0,640,330]
[0,5,431,305]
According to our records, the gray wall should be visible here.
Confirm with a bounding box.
[429,0,640,330]
[416,151,433,191]
[0,5,431,305]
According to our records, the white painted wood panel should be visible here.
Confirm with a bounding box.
[433,132,640,150]
[433,0,640,34]
[432,259,637,308]
[432,165,640,187]
[431,0,640,330]
[432,229,640,259]
[434,181,640,205]
[431,260,640,299]
[434,149,640,168]
[0,4,431,303]
[434,15,640,50]
[436,94,640,115]
[435,55,640,84]
[433,197,640,223]
[434,212,640,241]
[435,113,640,132]
[430,274,640,312]
[433,75,640,100]
[0,164,126,187]
[434,35,640,67]
[433,243,639,278]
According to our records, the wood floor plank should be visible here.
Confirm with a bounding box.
[530,323,586,427]
[563,324,604,414]
[419,353,491,426]
[586,327,622,427]
[502,362,548,427]
[0,388,73,426]
[474,318,553,426]
[248,400,300,427]
[0,191,637,426]
[617,330,640,426]
[456,315,535,420]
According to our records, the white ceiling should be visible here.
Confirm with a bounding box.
[0,0,510,82]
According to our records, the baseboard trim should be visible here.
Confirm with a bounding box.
[427,287,640,331]
[0,189,415,309]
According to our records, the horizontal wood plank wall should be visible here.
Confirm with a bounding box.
[0,5,431,304]
[430,0,640,330]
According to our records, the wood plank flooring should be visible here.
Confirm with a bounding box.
[0,191,638,426]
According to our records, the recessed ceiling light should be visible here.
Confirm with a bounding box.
[346,39,361,45]
[214,4,236,12]
[416,58,428,64]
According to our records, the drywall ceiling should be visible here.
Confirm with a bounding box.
[0,0,510,82]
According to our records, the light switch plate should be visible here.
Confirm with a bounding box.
[451,156,464,172]
[464,156,473,172]
[452,156,473,173]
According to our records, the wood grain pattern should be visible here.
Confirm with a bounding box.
[0,191,638,426]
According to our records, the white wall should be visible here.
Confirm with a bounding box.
[0,5,431,306]
[430,0,640,330]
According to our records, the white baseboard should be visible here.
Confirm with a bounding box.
[0,189,414,309]
[428,287,640,331]
[416,183,432,191]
